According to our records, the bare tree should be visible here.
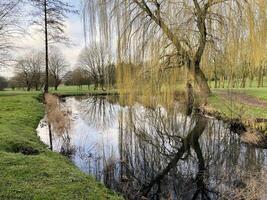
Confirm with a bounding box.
[0,0,22,68]
[64,67,88,88]
[30,0,77,93]
[31,52,44,90]
[49,47,68,90]
[77,42,110,90]
[15,59,33,91]
[15,51,44,91]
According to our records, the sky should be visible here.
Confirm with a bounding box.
[0,0,85,79]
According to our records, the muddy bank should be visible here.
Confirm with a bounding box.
[198,105,267,149]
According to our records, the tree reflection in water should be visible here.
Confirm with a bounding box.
[116,105,213,199]
[37,96,267,200]
[77,95,118,129]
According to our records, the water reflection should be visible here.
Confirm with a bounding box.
[77,96,118,129]
[37,96,267,200]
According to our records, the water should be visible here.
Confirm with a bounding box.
[37,96,267,199]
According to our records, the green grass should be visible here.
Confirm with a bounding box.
[212,87,267,101]
[0,92,122,200]
[207,93,267,120]
[208,78,267,101]
[206,78,267,120]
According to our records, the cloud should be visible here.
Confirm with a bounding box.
[59,16,85,70]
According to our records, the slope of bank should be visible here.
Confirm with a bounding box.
[207,91,267,121]
[204,90,267,148]
[50,85,118,97]
[0,92,122,200]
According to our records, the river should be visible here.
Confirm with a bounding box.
[37,96,267,199]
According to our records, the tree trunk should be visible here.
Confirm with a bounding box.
[214,77,217,89]
[26,80,30,91]
[188,64,211,97]
[54,85,58,91]
[94,83,98,90]
[214,66,218,89]
[261,72,264,87]
[241,73,246,88]
[44,0,49,94]
[257,66,263,88]
[249,71,254,87]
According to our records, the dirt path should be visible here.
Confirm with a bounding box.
[215,91,267,109]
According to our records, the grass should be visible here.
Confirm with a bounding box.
[207,93,267,120]
[208,78,267,101]
[212,87,267,101]
[207,93,267,133]
[204,79,267,121]
[0,91,122,200]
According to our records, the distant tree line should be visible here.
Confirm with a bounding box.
[9,47,68,91]
[64,43,116,90]
[8,43,117,91]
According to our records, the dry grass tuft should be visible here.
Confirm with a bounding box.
[241,131,264,146]
[220,170,266,200]
[45,94,71,136]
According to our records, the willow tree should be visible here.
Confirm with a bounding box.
[82,0,246,97]
[201,0,267,89]
[246,0,267,87]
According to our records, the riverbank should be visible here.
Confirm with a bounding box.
[203,89,267,148]
[0,92,122,200]
[207,89,267,126]
[49,85,118,97]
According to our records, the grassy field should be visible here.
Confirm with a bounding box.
[200,78,267,122]
[213,87,267,101]
[0,91,122,200]
[208,85,267,118]
[207,93,267,119]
